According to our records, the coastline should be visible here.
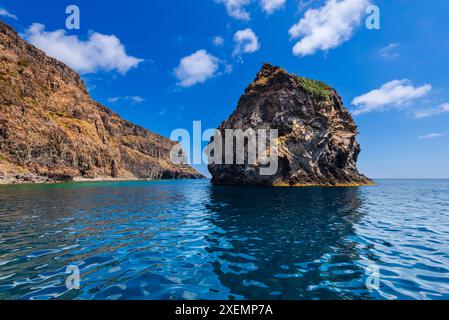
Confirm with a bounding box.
[272,181,377,187]
[0,177,376,187]
[0,176,206,186]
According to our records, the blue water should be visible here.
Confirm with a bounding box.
[0,179,448,300]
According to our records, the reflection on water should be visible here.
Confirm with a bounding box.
[206,186,372,299]
[0,180,448,300]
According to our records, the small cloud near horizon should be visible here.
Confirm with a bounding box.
[351,79,432,115]
[418,133,446,140]
[414,103,449,119]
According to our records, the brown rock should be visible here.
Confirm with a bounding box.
[0,20,203,184]
[208,63,372,186]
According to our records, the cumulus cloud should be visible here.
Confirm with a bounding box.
[107,96,145,104]
[0,8,17,20]
[174,50,220,87]
[414,103,449,119]
[212,36,224,47]
[351,79,432,115]
[378,43,400,60]
[289,0,369,57]
[418,133,446,140]
[233,28,260,55]
[261,0,286,14]
[216,0,251,20]
[23,23,143,75]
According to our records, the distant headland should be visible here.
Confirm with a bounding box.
[0,20,203,184]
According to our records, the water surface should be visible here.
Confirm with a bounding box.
[0,179,448,300]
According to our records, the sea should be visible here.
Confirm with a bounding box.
[0,179,448,300]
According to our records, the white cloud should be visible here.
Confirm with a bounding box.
[130,96,145,103]
[414,103,449,119]
[216,0,286,19]
[174,50,220,87]
[378,43,400,60]
[351,79,432,115]
[0,8,17,20]
[107,97,120,103]
[216,0,251,20]
[261,0,286,14]
[233,28,260,55]
[224,64,233,74]
[107,96,145,104]
[212,36,224,47]
[289,0,369,56]
[418,133,446,140]
[23,23,143,75]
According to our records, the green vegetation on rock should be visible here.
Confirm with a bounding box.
[297,76,331,100]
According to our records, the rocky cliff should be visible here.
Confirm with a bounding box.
[208,63,372,186]
[0,20,202,184]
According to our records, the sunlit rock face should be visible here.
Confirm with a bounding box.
[208,63,372,186]
[0,21,202,183]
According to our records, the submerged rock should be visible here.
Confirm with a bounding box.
[208,63,372,186]
[0,21,203,183]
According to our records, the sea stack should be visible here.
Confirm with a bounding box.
[208,63,372,186]
[0,21,202,183]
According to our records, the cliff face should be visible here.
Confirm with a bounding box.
[208,63,372,186]
[0,21,202,184]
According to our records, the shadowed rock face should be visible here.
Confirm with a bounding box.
[0,21,203,183]
[208,63,372,186]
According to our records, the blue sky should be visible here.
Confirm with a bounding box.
[1,0,448,178]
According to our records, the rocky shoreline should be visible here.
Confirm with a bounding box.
[0,20,203,183]
[0,175,205,185]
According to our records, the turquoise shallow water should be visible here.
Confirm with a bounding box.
[0,179,448,300]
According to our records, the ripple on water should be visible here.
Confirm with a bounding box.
[0,179,448,300]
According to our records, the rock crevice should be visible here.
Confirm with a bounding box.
[208,63,372,186]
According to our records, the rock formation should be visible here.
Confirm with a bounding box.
[208,63,372,186]
[0,20,203,184]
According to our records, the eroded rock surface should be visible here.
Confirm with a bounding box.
[208,63,372,186]
[0,21,202,183]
